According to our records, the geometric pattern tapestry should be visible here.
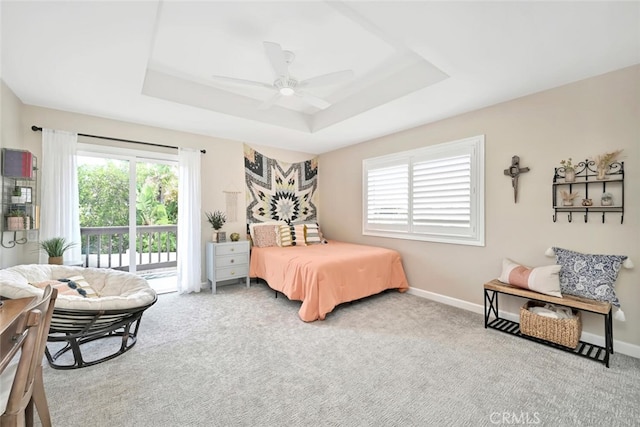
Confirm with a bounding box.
[244,144,318,225]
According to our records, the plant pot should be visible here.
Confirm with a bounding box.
[562,200,574,207]
[11,195,26,204]
[6,216,30,231]
[596,166,608,180]
[212,231,218,242]
[564,169,576,183]
[48,256,63,265]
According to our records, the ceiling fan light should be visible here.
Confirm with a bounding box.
[279,87,295,96]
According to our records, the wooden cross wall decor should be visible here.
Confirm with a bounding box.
[503,155,530,203]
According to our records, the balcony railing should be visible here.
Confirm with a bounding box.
[80,225,177,271]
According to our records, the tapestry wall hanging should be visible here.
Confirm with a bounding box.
[244,144,318,225]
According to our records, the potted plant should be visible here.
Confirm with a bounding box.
[601,192,614,206]
[591,149,623,180]
[560,190,579,207]
[11,186,25,204]
[560,158,575,182]
[5,210,29,231]
[39,237,77,265]
[206,210,227,242]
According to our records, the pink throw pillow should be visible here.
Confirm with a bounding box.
[498,258,562,298]
[252,225,278,248]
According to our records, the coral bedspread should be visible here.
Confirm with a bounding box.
[249,240,409,322]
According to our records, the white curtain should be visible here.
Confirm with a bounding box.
[177,148,202,294]
[40,129,81,263]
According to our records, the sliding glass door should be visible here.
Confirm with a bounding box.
[77,145,178,292]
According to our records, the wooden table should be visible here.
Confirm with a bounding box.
[0,297,36,373]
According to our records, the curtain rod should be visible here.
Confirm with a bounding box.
[31,126,206,154]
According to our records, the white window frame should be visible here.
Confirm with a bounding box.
[363,135,485,246]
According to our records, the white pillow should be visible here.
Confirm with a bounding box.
[498,258,562,298]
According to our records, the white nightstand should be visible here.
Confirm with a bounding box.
[205,240,250,294]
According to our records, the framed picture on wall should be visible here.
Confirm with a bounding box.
[20,187,32,203]
[2,148,34,178]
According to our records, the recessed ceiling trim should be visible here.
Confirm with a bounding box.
[142,68,312,132]
[311,53,448,132]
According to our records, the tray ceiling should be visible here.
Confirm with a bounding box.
[2,1,639,154]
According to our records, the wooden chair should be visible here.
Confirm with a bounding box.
[1,286,57,427]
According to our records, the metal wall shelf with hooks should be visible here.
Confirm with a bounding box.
[552,160,624,224]
[1,149,38,248]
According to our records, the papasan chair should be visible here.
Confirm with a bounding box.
[0,264,157,369]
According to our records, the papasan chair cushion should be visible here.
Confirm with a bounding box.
[0,264,157,369]
[0,264,156,310]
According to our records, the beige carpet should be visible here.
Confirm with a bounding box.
[37,281,640,426]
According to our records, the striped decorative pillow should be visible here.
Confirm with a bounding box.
[304,223,324,245]
[31,275,99,298]
[276,225,294,247]
[292,224,306,246]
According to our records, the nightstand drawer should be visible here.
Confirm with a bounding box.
[216,244,249,256]
[215,253,248,268]
[215,265,249,281]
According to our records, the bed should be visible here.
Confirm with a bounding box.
[249,240,409,322]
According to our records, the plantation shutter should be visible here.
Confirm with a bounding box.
[364,158,409,232]
[412,154,472,236]
[363,135,484,246]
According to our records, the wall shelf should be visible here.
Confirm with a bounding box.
[552,159,624,223]
[1,149,38,248]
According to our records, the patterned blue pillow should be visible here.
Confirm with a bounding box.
[553,247,627,307]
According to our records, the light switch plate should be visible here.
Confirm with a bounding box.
[27,230,38,242]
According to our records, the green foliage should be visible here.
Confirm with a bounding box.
[78,159,179,254]
[137,185,169,226]
[39,237,77,257]
[136,163,178,225]
[206,210,226,230]
[78,161,129,227]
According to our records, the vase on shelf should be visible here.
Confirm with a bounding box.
[565,169,576,182]
[596,166,608,180]
[562,200,574,207]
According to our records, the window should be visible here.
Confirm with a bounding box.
[363,135,484,246]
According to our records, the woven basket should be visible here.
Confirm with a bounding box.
[520,301,581,349]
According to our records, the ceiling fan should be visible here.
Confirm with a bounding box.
[211,41,354,110]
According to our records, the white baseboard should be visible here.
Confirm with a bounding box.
[407,287,640,360]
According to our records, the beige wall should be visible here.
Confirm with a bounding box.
[1,85,314,280]
[2,65,638,348]
[0,81,28,267]
[318,65,640,348]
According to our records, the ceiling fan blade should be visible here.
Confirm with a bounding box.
[263,41,289,77]
[299,70,354,88]
[211,75,273,89]
[258,92,282,110]
[296,91,331,110]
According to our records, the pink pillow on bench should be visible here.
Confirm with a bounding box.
[498,258,562,298]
